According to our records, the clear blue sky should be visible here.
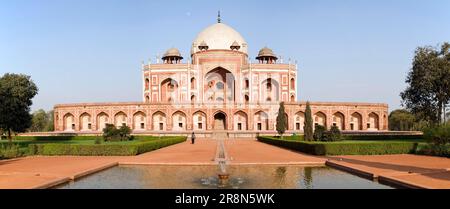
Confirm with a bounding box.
[1,0,449,112]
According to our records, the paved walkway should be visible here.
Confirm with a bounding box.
[326,155,450,189]
[0,156,121,189]
[122,140,218,165]
[1,139,450,189]
[225,140,323,165]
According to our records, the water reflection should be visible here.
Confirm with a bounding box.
[56,165,392,189]
[303,167,313,189]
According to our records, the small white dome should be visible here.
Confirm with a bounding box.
[191,23,248,55]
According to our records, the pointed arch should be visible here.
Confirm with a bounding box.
[294,111,305,131]
[193,111,207,130]
[97,112,109,131]
[190,77,196,90]
[213,110,227,130]
[350,112,363,130]
[145,78,150,90]
[261,78,280,102]
[161,78,179,102]
[234,111,248,131]
[133,111,146,130]
[368,112,380,130]
[63,113,75,131]
[254,111,269,131]
[79,112,92,131]
[314,111,327,127]
[114,111,127,128]
[152,111,167,131]
[172,111,187,131]
[204,67,235,102]
[332,111,345,130]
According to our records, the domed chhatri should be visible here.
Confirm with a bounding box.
[256,47,278,64]
[162,48,183,64]
[191,22,248,55]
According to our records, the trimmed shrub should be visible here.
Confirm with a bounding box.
[423,124,450,146]
[0,144,23,159]
[323,125,342,142]
[415,144,450,158]
[118,125,132,141]
[103,124,132,141]
[421,124,450,156]
[257,136,418,155]
[342,133,423,141]
[12,136,101,141]
[313,124,326,141]
[29,136,186,156]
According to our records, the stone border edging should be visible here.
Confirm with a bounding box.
[71,162,119,180]
[325,160,375,180]
[32,177,72,189]
[377,175,429,189]
[325,160,430,189]
[119,162,216,166]
[31,162,119,189]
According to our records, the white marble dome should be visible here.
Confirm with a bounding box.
[191,23,248,55]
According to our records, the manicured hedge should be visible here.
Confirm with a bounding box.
[257,136,418,155]
[28,136,186,156]
[342,133,423,141]
[415,144,450,158]
[13,136,101,141]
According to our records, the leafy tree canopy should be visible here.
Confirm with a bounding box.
[401,42,450,124]
[388,109,416,131]
[0,73,38,142]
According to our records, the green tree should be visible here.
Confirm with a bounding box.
[118,125,132,141]
[30,109,49,132]
[304,101,314,141]
[102,124,118,141]
[401,42,450,124]
[388,109,416,131]
[0,73,38,143]
[44,110,54,132]
[313,124,327,141]
[276,102,287,139]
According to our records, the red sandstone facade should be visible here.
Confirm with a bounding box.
[53,20,388,136]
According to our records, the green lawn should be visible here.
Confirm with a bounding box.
[0,135,186,159]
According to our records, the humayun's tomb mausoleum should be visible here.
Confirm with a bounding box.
[53,16,388,137]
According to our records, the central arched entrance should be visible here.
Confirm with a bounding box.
[204,67,235,103]
[214,112,227,130]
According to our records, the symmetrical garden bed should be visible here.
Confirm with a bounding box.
[1,136,186,157]
[257,136,420,155]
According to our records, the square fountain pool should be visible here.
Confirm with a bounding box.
[55,165,393,189]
